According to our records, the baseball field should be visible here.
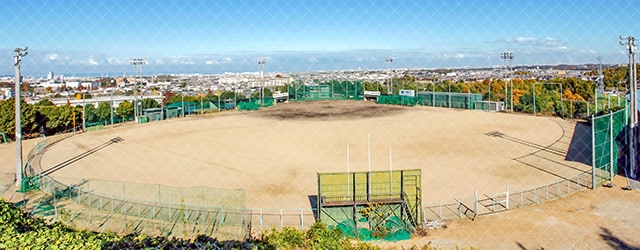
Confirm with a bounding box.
[2,100,640,248]
[37,100,589,209]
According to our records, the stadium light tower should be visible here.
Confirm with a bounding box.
[258,58,266,104]
[130,58,147,123]
[500,52,514,112]
[14,47,28,189]
[385,57,393,95]
[620,35,637,179]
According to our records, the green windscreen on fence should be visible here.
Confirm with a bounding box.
[416,92,482,109]
[288,82,364,101]
[592,105,628,184]
[317,169,421,241]
[238,98,275,111]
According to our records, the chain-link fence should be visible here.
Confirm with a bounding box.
[422,170,594,222]
[21,131,248,240]
[13,99,633,240]
[30,176,247,240]
[591,106,628,184]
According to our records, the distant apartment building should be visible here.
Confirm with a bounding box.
[1,88,14,100]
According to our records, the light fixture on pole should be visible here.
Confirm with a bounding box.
[14,47,27,189]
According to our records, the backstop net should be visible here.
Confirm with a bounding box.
[317,169,421,241]
[592,105,628,185]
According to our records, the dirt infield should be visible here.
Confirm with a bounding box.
[36,100,590,209]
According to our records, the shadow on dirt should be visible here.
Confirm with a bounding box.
[38,137,124,177]
[565,122,592,166]
[599,226,640,250]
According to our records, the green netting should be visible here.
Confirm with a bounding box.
[238,101,260,111]
[237,98,275,111]
[377,95,422,106]
[416,91,482,109]
[288,82,364,101]
[592,105,628,184]
[317,169,421,242]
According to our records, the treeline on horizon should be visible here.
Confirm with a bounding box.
[0,65,635,141]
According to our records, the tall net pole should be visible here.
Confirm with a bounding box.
[620,36,637,179]
[14,47,28,188]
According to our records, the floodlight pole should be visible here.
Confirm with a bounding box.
[509,52,514,112]
[131,61,137,123]
[258,59,266,104]
[14,47,28,188]
[130,58,147,123]
[385,57,393,95]
[82,93,86,131]
[110,80,115,128]
[501,52,508,109]
[500,52,514,112]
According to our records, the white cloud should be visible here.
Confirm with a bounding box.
[499,37,559,47]
[454,53,465,59]
[88,58,98,65]
[46,54,58,61]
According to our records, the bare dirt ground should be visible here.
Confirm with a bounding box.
[1,100,638,248]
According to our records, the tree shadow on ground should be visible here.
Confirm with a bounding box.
[600,226,640,250]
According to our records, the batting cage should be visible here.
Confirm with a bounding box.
[317,169,421,241]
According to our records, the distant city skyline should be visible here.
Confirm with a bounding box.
[1,0,639,76]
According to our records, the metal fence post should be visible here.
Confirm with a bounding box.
[506,184,509,209]
[592,114,596,189]
[300,209,304,229]
[280,209,284,228]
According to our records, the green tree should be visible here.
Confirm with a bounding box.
[83,104,97,123]
[0,99,38,140]
[96,102,112,123]
[38,105,76,134]
[35,99,55,106]
[141,98,159,110]
[116,101,134,122]
[219,91,236,100]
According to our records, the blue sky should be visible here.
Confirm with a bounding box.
[1,0,639,76]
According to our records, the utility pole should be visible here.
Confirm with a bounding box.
[620,36,637,179]
[14,47,28,189]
